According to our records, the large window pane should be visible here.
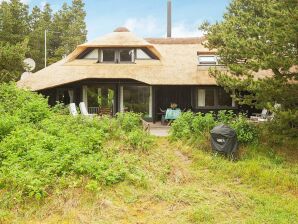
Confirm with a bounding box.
[87,86,99,107]
[123,86,150,116]
[218,88,232,106]
[205,89,215,106]
[87,85,115,108]
[102,49,115,62]
[197,89,206,107]
[120,49,133,62]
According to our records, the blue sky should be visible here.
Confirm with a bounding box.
[24,0,231,41]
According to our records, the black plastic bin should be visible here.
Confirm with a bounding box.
[210,124,238,155]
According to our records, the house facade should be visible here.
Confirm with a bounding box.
[18,27,240,122]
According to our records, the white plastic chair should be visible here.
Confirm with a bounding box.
[69,103,78,116]
[250,109,268,121]
[79,102,96,117]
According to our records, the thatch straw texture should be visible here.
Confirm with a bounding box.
[17,28,273,91]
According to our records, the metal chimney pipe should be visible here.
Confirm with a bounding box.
[167,0,172,38]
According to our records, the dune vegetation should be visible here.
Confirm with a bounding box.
[0,83,297,223]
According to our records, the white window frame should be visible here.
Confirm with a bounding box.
[83,48,152,63]
[82,85,88,108]
[198,55,222,66]
[99,49,135,64]
[101,49,116,63]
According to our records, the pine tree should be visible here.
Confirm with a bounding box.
[51,0,87,63]
[28,4,53,71]
[0,41,28,83]
[0,0,29,44]
[201,0,298,132]
[0,0,88,79]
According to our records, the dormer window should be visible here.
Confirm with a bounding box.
[102,49,115,62]
[119,49,134,62]
[78,48,156,63]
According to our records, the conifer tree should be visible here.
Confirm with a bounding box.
[0,0,29,44]
[28,4,53,71]
[201,0,298,132]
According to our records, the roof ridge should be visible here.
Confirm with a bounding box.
[145,36,206,44]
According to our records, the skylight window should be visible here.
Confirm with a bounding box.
[198,55,217,65]
[198,55,223,66]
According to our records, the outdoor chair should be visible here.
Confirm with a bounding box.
[250,109,269,122]
[79,102,96,117]
[159,108,166,125]
[69,103,78,116]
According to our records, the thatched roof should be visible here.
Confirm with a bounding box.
[17,27,271,91]
[145,37,205,44]
[66,28,162,61]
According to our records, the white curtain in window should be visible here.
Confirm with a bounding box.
[198,89,206,107]
[120,86,124,112]
[82,85,88,108]
[68,90,74,103]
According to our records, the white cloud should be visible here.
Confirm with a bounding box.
[171,21,204,38]
[123,16,161,37]
[123,17,204,38]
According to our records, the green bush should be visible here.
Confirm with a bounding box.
[116,112,142,132]
[0,113,20,141]
[192,112,216,135]
[170,110,258,145]
[170,111,194,140]
[0,83,51,123]
[230,114,258,144]
[0,114,151,199]
[0,83,153,201]
[126,129,154,151]
[217,110,235,124]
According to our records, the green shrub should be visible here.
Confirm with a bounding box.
[0,83,153,201]
[0,115,144,199]
[170,111,194,140]
[0,83,51,123]
[51,102,70,115]
[116,112,142,132]
[230,114,258,144]
[0,113,20,141]
[126,129,154,151]
[192,112,216,135]
[217,110,235,124]
[170,110,258,145]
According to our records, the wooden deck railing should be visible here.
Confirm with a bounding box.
[88,107,99,115]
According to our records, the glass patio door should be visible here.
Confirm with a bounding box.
[87,85,115,115]
[121,86,152,119]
